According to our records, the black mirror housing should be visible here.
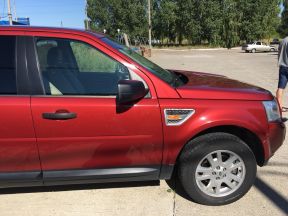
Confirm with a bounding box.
[117,80,147,104]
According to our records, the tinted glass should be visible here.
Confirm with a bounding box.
[70,41,117,73]
[0,36,17,94]
[36,37,130,96]
[101,37,176,86]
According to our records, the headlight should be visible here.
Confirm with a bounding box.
[262,100,281,122]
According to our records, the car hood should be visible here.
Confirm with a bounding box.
[173,70,273,100]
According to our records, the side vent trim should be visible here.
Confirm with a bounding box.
[164,109,195,126]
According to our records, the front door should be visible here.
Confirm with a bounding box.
[30,37,163,182]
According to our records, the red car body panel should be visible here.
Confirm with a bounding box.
[0,97,40,172]
[267,123,286,155]
[175,70,273,100]
[31,97,163,170]
[158,99,279,165]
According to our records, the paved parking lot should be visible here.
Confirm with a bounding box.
[0,48,287,216]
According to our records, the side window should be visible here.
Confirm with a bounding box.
[36,37,130,96]
[70,42,116,73]
[0,36,17,94]
[256,42,261,45]
[36,40,58,72]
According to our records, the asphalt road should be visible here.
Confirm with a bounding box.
[0,48,287,216]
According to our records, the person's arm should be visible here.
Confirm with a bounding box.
[278,40,283,61]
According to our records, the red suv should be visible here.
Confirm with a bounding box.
[0,26,285,205]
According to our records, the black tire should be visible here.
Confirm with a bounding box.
[178,132,257,206]
[251,49,256,53]
[270,48,275,52]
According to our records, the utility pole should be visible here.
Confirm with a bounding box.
[7,0,13,25]
[148,0,152,49]
[84,0,90,30]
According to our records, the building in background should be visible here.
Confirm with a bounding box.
[16,17,30,25]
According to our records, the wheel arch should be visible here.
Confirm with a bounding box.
[175,125,265,168]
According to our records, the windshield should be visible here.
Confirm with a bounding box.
[101,37,177,86]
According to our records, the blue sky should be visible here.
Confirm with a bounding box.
[1,0,86,28]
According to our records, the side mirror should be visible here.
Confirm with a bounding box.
[117,80,147,104]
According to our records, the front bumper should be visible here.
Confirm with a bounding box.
[264,120,286,164]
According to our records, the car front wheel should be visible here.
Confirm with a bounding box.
[178,132,257,206]
[270,48,275,52]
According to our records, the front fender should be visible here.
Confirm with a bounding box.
[160,99,269,165]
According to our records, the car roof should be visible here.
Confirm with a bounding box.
[0,25,105,38]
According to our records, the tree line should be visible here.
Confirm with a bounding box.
[87,0,282,47]
[279,0,288,38]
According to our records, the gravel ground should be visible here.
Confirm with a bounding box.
[0,48,287,216]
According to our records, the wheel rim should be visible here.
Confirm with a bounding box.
[195,150,246,197]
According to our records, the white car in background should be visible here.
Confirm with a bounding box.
[242,41,275,53]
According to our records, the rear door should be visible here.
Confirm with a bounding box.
[256,41,262,51]
[263,43,270,51]
[29,36,163,184]
[0,36,41,187]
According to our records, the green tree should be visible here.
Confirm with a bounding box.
[260,0,281,40]
[174,0,197,45]
[87,0,148,37]
[153,0,178,44]
[194,0,222,45]
[238,0,280,42]
[221,0,239,48]
[86,0,281,47]
[278,0,288,37]
[176,0,223,46]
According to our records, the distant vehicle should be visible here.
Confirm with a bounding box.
[270,38,280,45]
[242,41,275,53]
[269,38,280,52]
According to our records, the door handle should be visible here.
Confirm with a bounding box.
[42,111,77,120]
